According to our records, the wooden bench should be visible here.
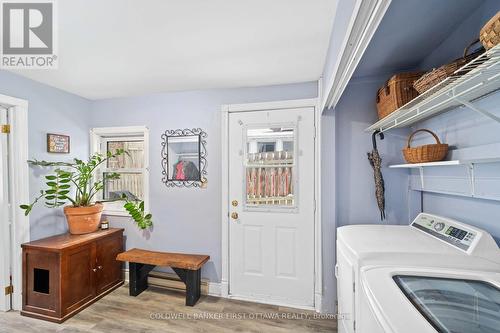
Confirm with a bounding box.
[116,248,210,306]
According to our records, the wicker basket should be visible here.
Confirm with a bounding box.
[480,11,500,50]
[376,72,424,120]
[413,40,485,94]
[403,129,449,164]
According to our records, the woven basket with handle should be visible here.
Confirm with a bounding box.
[413,40,485,94]
[376,71,424,120]
[403,129,449,164]
[480,11,500,50]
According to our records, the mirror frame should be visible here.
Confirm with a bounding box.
[161,128,207,188]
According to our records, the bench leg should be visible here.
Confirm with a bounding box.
[173,268,201,306]
[129,262,155,296]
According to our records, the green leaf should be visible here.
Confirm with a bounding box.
[20,204,29,209]
[45,175,57,180]
[46,181,57,187]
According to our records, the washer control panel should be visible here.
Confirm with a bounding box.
[411,213,479,252]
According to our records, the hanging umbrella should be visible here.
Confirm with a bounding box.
[367,130,386,220]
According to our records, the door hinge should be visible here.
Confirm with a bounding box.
[1,124,10,134]
[4,285,13,295]
[353,320,356,331]
[353,282,355,293]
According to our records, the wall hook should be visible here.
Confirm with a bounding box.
[372,130,384,150]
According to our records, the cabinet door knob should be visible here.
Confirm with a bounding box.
[98,266,103,270]
[92,268,97,272]
[231,212,239,220]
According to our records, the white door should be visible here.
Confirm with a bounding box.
[228,107,315,307]
[0,106,11,311]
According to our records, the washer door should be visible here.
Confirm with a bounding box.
[394,275,500,333]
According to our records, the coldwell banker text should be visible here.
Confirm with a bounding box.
[1,0,58,69]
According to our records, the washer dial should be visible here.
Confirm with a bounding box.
[434,222,445,232]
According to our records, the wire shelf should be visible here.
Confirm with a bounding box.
[366,44,500,133]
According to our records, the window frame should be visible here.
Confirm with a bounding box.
[90,126,150,216]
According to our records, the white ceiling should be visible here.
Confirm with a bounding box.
[9,0,337,100]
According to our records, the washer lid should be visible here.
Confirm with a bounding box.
[337,225,460,256]
[337,214,500,262]
[360,266,500,333]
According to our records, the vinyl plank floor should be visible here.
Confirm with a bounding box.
[0,286,336,333]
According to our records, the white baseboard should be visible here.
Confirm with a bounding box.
[207,281,222,297]
[122,269,221,297]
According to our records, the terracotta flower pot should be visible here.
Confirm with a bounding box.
[63,203,103,235]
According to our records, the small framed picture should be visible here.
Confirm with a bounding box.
[47,133,70,153]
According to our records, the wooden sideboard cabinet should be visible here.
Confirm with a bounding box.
[21,228,124,323]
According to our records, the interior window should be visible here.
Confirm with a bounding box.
[103,140,145,201]
[91,127,149,216]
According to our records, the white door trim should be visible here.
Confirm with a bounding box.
[0,94,29,311]
[220,97,322,311]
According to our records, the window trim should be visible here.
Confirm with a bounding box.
[90,126,150,216]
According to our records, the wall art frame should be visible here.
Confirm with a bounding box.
[47,133,70,153]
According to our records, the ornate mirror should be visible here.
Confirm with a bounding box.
[161,128,207,187]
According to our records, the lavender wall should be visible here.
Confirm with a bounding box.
[334,76,414,227]
[88,82,318,285]
[412,0,500,242]
[321,108,337,312]
[0,71,91,240]
[332,0,500,233]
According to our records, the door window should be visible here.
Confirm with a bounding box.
[244,126,296,210]
[394,275,500,333]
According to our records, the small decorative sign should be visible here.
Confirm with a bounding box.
[47,133,70,153]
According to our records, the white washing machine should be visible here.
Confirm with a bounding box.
[336,213,500,333]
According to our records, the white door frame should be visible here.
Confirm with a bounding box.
[221,97,322,311]
[0,94,30,311]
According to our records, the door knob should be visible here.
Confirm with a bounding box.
[98,265,103,270]
[231,212,239,220]
[232,200,238,207]
[92,268,97,272]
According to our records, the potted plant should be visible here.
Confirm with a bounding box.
[20,149,153,234]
